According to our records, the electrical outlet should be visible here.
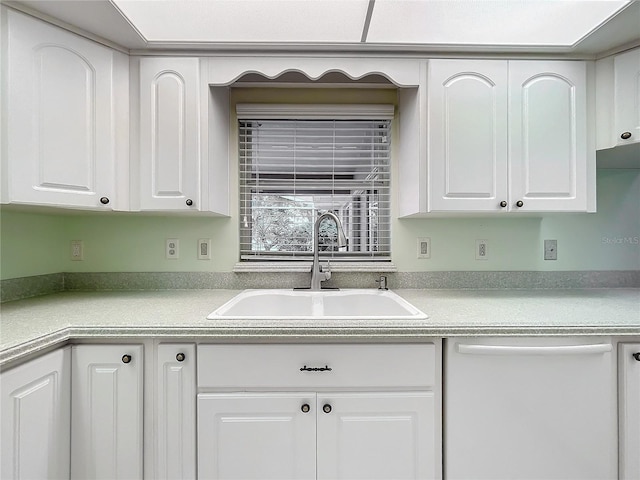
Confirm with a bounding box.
[198,238,211,260]
[70,240,84,261]
[475,239,489,260]
[544,239,557,260]
[166,238,179,259]
[417,237,431,259]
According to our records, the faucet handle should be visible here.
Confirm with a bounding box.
[323,261,332,281]
[376,275,388,290]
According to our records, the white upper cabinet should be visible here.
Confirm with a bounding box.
[614,49,640,145]
[405,59,594,215]
[137,57,202,211]
[2,9,128,210]
[597,48,640,150]
[428,60,508,212]
[509,61,588,212]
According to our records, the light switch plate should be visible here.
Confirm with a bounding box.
[198,238,211,260]
[544,239,557,260]
[417,237,431,259]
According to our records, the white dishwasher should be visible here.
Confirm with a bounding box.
[445,337,617,480]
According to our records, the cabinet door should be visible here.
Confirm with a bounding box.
[4,10,121,209]
[317,392,437,480]
[71,344,143,480]
[0,347,71,480]
[139,57,201,211]
[155,344,196,480]
[509,61,589,211]
[446,337,616,480]
[428,60,508,212]
[198,392,316,480]
[614,48,640,146]
[619,343,640,480]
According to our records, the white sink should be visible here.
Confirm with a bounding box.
[207,289,427,320]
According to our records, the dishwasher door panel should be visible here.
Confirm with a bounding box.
[445,337,616,480]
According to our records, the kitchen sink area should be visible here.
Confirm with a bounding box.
[207,289,428,320]
[1,0,639,479]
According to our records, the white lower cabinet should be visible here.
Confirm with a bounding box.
[619,342,640,480]
[316,392,435,480]
[445,337,617,480]
[0,347,71,480]
[71,344,144,480]
[198,392,317,479]
[155,343,197,480]
[2,336,631,480]
[197,343,442,480]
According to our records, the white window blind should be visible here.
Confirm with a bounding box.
[238,104,393,262]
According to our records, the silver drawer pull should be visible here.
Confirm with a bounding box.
[300,365,332,372]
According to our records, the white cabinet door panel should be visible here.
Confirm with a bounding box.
[619,343,640,480]
[139,57,200,210]
[428,60,508,211]
[614,48,640,146]
[71,345,143,480]
[198,392,316,480]
[317,392,437,480]
[5,10,120,209]
[0,347,71,480]
[155,344,196,480]
[509,61,587,211]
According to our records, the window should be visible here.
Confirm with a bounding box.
[238,104,393,262]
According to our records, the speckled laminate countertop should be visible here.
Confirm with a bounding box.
[1,288,639,367]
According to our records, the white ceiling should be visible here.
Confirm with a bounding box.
[7,0,640,55]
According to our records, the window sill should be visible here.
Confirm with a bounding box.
[233,262,398,273]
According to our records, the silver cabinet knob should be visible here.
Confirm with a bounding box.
[323,404,332,414]
[516,200,524,207]
[122,354,132,364]
[185,199,193,206]
[301,404,310,413]
[633,352,640,362]
[621,132,632,140]
[176,352,185,362]
[499,201,507,208]
[100,197,110,205]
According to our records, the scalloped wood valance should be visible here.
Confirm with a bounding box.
[206,56,422,87]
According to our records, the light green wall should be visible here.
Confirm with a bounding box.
[0,209,69,279]
[63,214,234,273]
[1,169,637,280]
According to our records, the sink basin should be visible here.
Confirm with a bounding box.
[207,289,427,320]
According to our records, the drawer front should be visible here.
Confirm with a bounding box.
[198,343,437,389]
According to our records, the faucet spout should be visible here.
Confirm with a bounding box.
[310,211,347,291]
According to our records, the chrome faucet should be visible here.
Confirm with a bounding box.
[310,211,347,290]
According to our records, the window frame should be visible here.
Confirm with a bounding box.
[236,103,395,266]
